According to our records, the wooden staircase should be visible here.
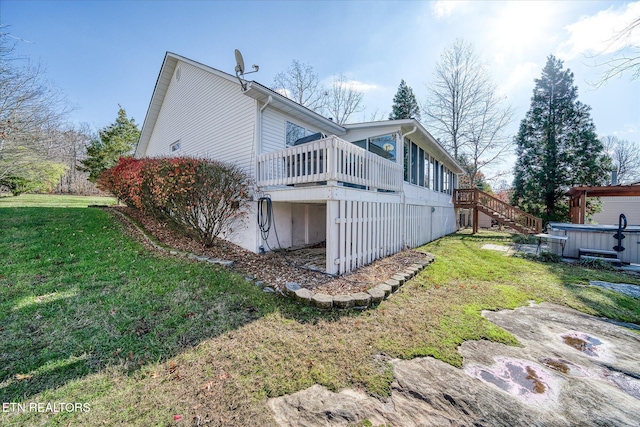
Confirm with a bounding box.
[453,188,543,235]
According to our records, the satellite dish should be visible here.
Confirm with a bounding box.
[233,49,259,91]
[383,143,394,152]
[234,49,245,75]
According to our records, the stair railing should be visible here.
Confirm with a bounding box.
[453,189,542,234]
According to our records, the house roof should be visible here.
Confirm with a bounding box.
[135,52,346,156]
[135,52,463,175]
[242,81,346,135]
[567,182,640,198]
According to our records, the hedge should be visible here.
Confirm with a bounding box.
[99,156,252,247]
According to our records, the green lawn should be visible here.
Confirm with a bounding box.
[0,193,117,208]
[1,199,638,426]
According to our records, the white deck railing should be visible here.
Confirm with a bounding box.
[256,136,403,192]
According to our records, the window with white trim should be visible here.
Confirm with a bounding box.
[286,121,313,147]
[170,140,181,153]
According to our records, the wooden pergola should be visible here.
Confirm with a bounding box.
[567,183,640,224]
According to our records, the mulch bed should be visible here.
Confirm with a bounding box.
[111,206,427,295]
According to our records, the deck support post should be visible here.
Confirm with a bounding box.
[473,205,479,234]
[326,200,340,275]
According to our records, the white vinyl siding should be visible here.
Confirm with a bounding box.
[144,61,255,178]
[590,197,640,225]
[261,108,321,154]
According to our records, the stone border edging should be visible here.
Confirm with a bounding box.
[105,207,435,310]
[106,208,234,267]
[280,254,436,310]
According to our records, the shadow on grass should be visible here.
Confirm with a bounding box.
[0,208,356,402]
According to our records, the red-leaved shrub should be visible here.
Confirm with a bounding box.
[99,156,252,247]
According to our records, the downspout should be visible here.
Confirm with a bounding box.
[260,95,272,113]
[256,95,272,175]
[256,95,272,252]
[399,126,417,248]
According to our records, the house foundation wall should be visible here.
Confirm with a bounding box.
[222,190,458,275]
[292,203,326,247]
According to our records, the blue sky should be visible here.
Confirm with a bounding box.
[2,0,639,183]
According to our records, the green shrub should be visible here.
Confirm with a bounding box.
[512,234,538,245]
[99,156,252,247]
[513,251,561,263]
[578,258,617,271]
[538,251,562,263]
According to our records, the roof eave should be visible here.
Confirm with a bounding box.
[243,82,346,135]
[135,52,178,157]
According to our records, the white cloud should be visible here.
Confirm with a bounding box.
[612,123,639,139]
[323,76,378,93]
[431,0,469,19]
[487,1,562,62]
[497,61,540,96]
[558,2,640,60]
[343,80,378,92]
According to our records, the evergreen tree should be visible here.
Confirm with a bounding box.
[80,107,140,182]
[511,56,610,222]
[389,80,420,120]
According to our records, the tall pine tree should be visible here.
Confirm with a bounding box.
[511,56,610,222]
[80,107,141,182]
[389,80,420,120]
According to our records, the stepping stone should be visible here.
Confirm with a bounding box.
[263,287,275,293]
[367,287,385,304]
[333,294,355,309]
[206,258,233,267]
[312,293,333,309]
[376,283,392,298]
[385,278,401,292]
[351,292,372,308]
[391,274,406,285]
[418,259,431,267]
[294,288,313,304]
[400,270,414,280]
[285,282,302,296]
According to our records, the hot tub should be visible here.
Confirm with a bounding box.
[548,222,640,264]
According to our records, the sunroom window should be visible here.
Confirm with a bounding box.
[352,134,396,162]
[285,121,307,147]
[368,134,396,161]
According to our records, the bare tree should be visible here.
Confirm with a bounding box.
[592,18,640,87]
[423,39,489,161]
[0,27,70,191]
[49,124,101,194]
[423,38,513,187]
[324,73,364,125]
[463,88,513,187]
[362,108,388,122]
[272,60,326,112]
[601,135,640,183]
